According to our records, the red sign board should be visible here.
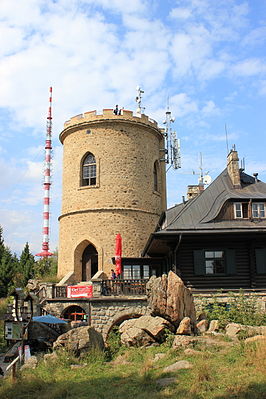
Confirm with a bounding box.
[67,285,93,298]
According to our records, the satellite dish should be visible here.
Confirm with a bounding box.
[203,175,212,185]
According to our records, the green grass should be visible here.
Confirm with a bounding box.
[0,337,265,399]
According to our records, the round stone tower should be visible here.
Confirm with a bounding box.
[58,108,167,282]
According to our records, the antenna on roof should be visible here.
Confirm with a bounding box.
[136,86,145,115]
[240,157,245,171]
[193,153,212,186]
[225,123,229,154]
[162,99,181,171]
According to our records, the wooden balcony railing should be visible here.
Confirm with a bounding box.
[101,279,147,296]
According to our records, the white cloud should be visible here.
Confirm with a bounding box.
[232,58,266,76]
[169,7,192,20]
[201,100,219,116]
[82,0,147,16]
[171,93,198,117]
[199,132,238,143]
[242,26,266,47]
[24,161,43,180]
[258,80,266,96]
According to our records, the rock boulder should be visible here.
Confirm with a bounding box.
[225,323,266,338]
[196,319,209,333]
[53,326,104,355]
[176,317,192,335]
[146,271,196,328]
[119,315,173,347]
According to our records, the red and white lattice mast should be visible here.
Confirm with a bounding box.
[36,87,53,257]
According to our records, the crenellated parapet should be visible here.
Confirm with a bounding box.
[63,108,158,128]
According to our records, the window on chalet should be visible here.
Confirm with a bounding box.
[82,152,96,186]
[123,265,150,280]
[194,249,236,276]
[252,203,265,218]
[205,251,225,274]
[234,202,248,218]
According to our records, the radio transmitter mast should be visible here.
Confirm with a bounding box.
[36,87,53,257]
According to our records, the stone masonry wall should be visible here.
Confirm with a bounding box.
[58,109,167,280]
[42,297,149,341]
[90,298,149,340]
[193,291,266,313]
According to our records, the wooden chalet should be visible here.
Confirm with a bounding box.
[142,149,266,292]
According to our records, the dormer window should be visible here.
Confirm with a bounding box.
[234,202,248,218]
[252,203,265,218]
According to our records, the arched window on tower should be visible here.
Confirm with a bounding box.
[153,161,159,192]
[82,153,96,186]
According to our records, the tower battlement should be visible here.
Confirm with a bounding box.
[64,109,158,129]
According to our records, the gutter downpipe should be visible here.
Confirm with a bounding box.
[172,233,182,274]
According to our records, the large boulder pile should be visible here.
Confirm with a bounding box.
[146,271,196,327]
[118,272,197,347]
[53,326,104,355]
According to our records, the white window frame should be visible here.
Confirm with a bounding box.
[234,203,243,218]
[252,203,265,218]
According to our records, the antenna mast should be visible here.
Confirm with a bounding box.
[36,87,53,257]
[135,86,145,115]
[163,101,181,170]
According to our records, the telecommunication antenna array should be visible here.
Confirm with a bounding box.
[193,152,212,186]
[36,87,53,258]
[163,104,181,170]
[135,86,145,115]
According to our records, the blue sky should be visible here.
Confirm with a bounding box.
[0,0,265,255]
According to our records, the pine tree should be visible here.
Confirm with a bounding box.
[19,242,36,286]
[0,226,5,262]
[0,247,15,297]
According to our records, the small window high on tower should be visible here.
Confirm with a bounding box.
[153,161,159,192]
[82,152,96,186]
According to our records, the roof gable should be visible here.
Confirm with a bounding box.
[162,169,266,232]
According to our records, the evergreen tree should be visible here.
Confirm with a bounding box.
[0,226,5,262]
[19,242,36,286]
[35,249,58,279]
[0,247,15,297]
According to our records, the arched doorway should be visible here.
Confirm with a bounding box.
[82,244,98,281]
[62,305,86,322]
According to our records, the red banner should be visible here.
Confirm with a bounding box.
[67,285,93,298]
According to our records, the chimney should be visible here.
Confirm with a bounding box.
[227,147,241,188]
[187,184,204,200]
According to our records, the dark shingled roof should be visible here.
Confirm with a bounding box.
[159,168,266,233]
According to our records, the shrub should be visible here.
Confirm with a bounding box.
[105,325,122,359]
[203,290,266,329]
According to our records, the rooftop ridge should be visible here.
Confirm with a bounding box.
[64,108,158,129]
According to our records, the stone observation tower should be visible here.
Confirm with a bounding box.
[57,108,167,282]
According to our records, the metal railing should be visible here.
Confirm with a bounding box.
[35,280,147,300]
[101,279,147,296]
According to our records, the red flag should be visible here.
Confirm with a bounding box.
[115,233,122,276]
